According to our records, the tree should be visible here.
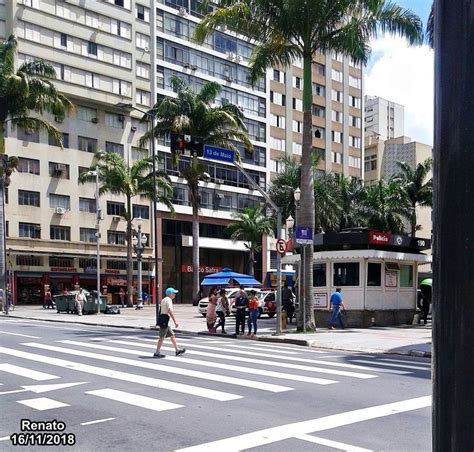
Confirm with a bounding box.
[226,207,275,276]
[333,174,365,231]
[392,158,433,237]
[79,151,173,307]
[195,0,423,331]
[139,76,251,304]
[0,35,72,294]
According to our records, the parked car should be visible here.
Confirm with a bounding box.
[197,288,241,316]
[230,289,276,318]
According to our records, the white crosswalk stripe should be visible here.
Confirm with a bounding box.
[351,359,430,371]
[0,363,60,381]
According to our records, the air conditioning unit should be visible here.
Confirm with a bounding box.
[131,126,137,132]
[215,193,225,199]
[215,179,225,184]
[182,63,190,69]
[190,64,198,70]
[178,7,187,16]
[226,52,235,60]
[224,75,233,82]
[234,55,242,63]
[112,216,121,222]
[91,117,99,124]
[55,207,66,215]
[143,46,150,53]
[118,115,125,122]
[54,163,65,172]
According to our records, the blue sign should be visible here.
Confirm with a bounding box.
[295,226,313,245]
[203,145,235,163]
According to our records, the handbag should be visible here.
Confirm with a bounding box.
[157,304,170,327]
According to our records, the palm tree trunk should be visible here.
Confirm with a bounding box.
[248,249,254,276]
[411,202,417,237]
[298,54,316,331]
[126,198,133,307]
[192,203,200,304]
[0,127,6,306]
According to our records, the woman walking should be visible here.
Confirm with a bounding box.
[206,287,218,333]
[247,290,259,337]
[215,289,229,334]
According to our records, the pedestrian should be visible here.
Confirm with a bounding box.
[75,288,86,316]
[206,287,218,333]
[153,288,186,358]
[247,290,259,337]
[43,289,53,309]
[328,288,345,329]
[119,287,125,308]
[234,287,248,335]
[419,284,432,325]
[215,288,230,334]
[281,282,295,323]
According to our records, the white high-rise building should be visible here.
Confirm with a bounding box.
[365,95,404,141]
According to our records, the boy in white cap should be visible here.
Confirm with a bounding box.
[154,287,186,358]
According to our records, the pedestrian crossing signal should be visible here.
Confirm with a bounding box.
[170,133,204,157]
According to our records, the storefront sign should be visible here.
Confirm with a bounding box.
[50,267,76,272]
[84,266,97,273]
[368,232,391,245]
[385,271,398,287]
[180,265,222,274]
[105,269,121,274]
[106,277,127,286]
[313,291,328,308]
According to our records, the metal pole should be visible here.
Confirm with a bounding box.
[136,223,143,309]
[1,157,7,315]
[151,114,160,325]
[302,244,306,333]
[276,211,282,336]
[95,170,100,314]
[433,1,474,449]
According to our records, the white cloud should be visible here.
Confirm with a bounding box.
[365,35,434,146]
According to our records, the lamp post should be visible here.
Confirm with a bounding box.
[293,188,305,332]
[86,170,101,314]
[115,102,160,325]
[132,217,147,310]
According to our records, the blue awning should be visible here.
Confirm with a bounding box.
[200,268,261,287]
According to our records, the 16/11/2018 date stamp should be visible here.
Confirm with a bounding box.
[10,419,76,447]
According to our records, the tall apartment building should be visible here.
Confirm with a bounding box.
[0,0,265,304]
[365,95,404,141]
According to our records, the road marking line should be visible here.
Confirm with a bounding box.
[0,436,11,441]
[294,433,372,451]
[0,331,40,338]
[22,382,88,393]
[86,388,183,412]
[381,358,431,366]
[0,363,60,381]
[226,344,301,355]
[60,340,334,386]
[351,360,430,371]
[0,389,28,395]
[0,346,240,402]
[17,397,69,411]
[176,396,431,451]
[251,342,328,353]
[110,340,375,380]
[41,341,293,392]
[80,418,115,426]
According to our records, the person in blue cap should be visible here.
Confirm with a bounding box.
[154,288,186,358]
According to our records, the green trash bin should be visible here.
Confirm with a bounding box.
[54,295,70,313]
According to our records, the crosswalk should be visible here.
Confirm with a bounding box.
[0,334,431,419]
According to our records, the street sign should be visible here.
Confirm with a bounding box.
[203,145,235,163]
[295,226,313,245]
[276,239,287,255]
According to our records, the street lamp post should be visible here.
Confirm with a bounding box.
[132,217,147,310]
[293,188,305,332]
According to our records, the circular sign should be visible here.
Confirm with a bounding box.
[276,239,287,255]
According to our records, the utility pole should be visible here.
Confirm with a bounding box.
[433,1,474,450]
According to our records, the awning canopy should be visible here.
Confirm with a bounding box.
[200,268,261,287]
[282,249,432,265]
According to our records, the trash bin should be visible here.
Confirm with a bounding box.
[54,295,70,313]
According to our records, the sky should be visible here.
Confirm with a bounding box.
[365,0,434,145]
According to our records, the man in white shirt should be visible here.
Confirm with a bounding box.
[154,288,186,358]
[75,288,86,316]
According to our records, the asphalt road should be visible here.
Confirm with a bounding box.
[0,318,431,451]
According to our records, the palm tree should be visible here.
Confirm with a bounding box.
[333,175,366,231]
[195,0,423,330]
[79,151,173,307]
[0,35,72,293]
[392,158,433,237]
[139,76,251,304]
[359,179,410,234]
[226,207,275,276]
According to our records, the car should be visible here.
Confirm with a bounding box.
[230,289,276,318]
[197,288,241,316]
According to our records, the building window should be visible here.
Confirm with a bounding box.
[87,41,98,56]
[107,259,127,270]
[270,137,285,151]
[312,105,325,118]
[270,91,285,106]
[349,136,361,148]
[79,258,98,270]
[17,127,40,142]
[270,114,285,128]
[364,155,377,172]
[313,127,325,139]
[49,194,70,209]
[105,113,124,129]
[105,141,124,156]
[77,106,97,121]
[107,230,126,245]
[313,263,327,287]
[349,156,361,169]
[111,19,131,39]
[332,152,343,164]
[80,228,97,243]
[107,201,125,216]
[79,198,96,213]
[136,62,150,79]
[331,89,343,103]
[19,222,41,239]
[292,76,302,89]
[272,69,285,83]
[331,110,342,123]
[292,142,302,155]
[332,131,343,144]
[367,262,382,286]
[50,225,71,241]
[78,136,98,153]
[314,63,325,76]
[48,133,69,148]
[136,89,151,106]
[16,255,42,266]
[60,33,67,47]
[136,32,150,50]
[333,262,360,286]
[49,162,70,179]
[18,190,40,207]
[132,204,149,219]
[136,4,149,22]
[18,158,40,175]
[331,69,343,83]
[349,75,362,89]
[292,98,303,111]
[350,115,361,128]
[49,257,73,268]
[400,265,414,287]
[349,95,361,109]
[292,120,302,133]
[312,83,325,97]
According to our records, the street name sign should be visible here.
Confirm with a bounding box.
[203,145,235,163]
[295,226,313,245]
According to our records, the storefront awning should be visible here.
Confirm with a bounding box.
[282,249,432,265]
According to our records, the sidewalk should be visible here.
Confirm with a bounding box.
[1,304,432,358]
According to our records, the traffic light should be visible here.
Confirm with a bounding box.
[170,133,204,157]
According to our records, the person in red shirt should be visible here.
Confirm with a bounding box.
[247,290,259,337]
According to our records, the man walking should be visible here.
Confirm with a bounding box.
[328,288,345,329]
[234,287,248,335]
[281,283,295,323]
[154,288,186,358]
[75,288,86,316]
